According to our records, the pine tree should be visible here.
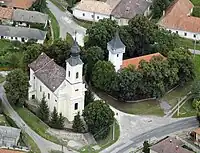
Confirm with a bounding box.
[58,113,65,129]
[72,112,85,133]
[38,94,49,124]
[143,140,150,153]
[50,107,59,129]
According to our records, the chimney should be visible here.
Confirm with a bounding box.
[163,10,165,16]
[170,139,172,143]
[176,146,179,150]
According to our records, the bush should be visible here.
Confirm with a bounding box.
[192,7,200,17]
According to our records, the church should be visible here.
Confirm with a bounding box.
[28,40,86,122]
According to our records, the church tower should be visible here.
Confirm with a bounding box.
[65,39,86,122]
[107,31,125,72]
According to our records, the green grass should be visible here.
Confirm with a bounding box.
[192,6,200,17]
[178,38,200,50]
[0,115,8,126]
[0,39,13,56]
[0,75,5,83]
[191,0,200,6]
[15,107,61,145]
[45,8,60,40]
[73,17,93,29]
[80,120,120,153]
[49,0,67,12]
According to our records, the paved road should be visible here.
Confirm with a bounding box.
[0,85,75,153]
[47,0,86,46]
[101,117,198,153]
[189,49,200,55]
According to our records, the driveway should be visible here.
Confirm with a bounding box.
[0,85,76,153]
[47,0,86,46]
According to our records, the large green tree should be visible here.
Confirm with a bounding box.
[191,81,200,98]
[92,61,116,92]
[38,94,50,124]
[85,19,118,52]
[58,113,65,129]
[72,112,85,133]
[4,69,29,106]
[30,0,47,12]
[152,0,171,19]
[143,141,150,153]
[84,89,95,107]
[83,100,114,140]
[49,107,59,129]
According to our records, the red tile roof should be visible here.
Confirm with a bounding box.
[0,149,24,153]
[2,0,35,9]
[121,52,164,69]
[159,0,200,33]
[0,7,13,20]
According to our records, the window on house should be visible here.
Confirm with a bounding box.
[68,71,70,77]
[74,103,78,110]
[32,95,35,99]
[55,100,57,102]
[20,22,22,24]
[40,86,42,92]
[91,15,94,18]
[75,89,79,91]
[15,37,17,40]
[21,37,25,42]
[97,16,99,19]
[184,33,187,36]
[48,93,50,99]
[76,72,79,79]
[1,36,3,39]
[117,54,119,57]
[194,34,196,38]
[34,77,35,79]
[11,37,13,39]
[83,13,85,16]
[176,31,178,34]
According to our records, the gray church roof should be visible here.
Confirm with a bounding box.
[13,9,48,24]
[29,53,66,92]
[66,39,83,66]
[0,25,47,40]
[107,31,125,53]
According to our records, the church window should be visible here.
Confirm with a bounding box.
[40,86,42,92]
[75,89,79,91]
[34,76,35,79]
[55,100,57,102]
[117,54,119,57]
[68,71,70,77]
[48,93,50,99]
[194,34,196,38]
[76,72,79,79]
[75,103,78,110]
[32,95,35,99]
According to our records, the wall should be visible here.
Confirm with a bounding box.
[167,28,200,40]
[73,9,110,22]
[0,36,44,44]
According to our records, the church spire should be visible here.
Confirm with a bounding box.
[70,38,81,57]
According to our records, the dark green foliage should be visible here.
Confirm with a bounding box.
[30,0,47,12]
[3,112,18,128]
[4,69,29,106]
[83,100,114,140]
[38,94,50,124]
[58,113,65,129]
[192,7,200,17]
[49,107,64,129]
[84,89,95,107]
[92,61,116,92]
[143,141,150,153]
[191,81,200,98]
[72,112,85,133]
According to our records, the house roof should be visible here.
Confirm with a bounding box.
[0,126,21,139]
[74,0,121,15]
[28,52,66,92]
[0,149,24,153]
[12,9,48,24]
[111,0,151,19]
[0,25,47,40]
[122,52,164,69]
[1,0,35,9]
[150,137,193,153]
[193,128,200,134]
[0,7,13,20]
[159,0,200,33]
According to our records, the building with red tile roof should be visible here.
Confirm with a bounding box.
[0,149,24,153]
[158,0,200,40]
[0,7,13,20]
[1,0,35,9]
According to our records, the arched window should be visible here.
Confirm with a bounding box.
[68,71,70,77]
[76,72,79,79]
[74,103,78,110]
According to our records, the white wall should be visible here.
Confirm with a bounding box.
[0,36,44,44]
[167,28,200,40]
[73,9,110,22]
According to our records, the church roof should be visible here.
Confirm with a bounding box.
[28,52,66,92]
[107,31,125,53]
[121,52,164,69]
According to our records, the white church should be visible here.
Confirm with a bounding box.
[28,40,86,122]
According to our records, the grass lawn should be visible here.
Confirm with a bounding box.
[178,38,200,50]
[80,120,120,153]
[0,114,9,126]
[15,107,61,145]
[0,39,13,56]
[191,0,200,6]
[45,8,60,40]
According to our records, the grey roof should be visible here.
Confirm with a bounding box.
[66,39,83,66]
[29,53,66,92]
[107,31,125,53]
[0,126,21,139]
[0,25,47,40]
[111,0,152,19]
[13,9,48,24]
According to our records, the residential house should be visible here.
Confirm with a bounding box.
[107,32,164,72]
[0,149,24,153]
[73,0,152,25]
[0,25,47,44]
[193,128,200,147]
[0,7,13,24]
[28,40,86,122]
[150,137,194,153]
[0,126,21,147]
[158,0,200,40]
[0,0,35,10]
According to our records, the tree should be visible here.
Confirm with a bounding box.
[30,0,47,12]
[38,94,50,124]
[58,113,65,129]
[84,89,95,107]
[72,112,85,133]
[92,61,116,92]
[191,81,200,99]
[49,107,59,129]
[85,19,118,52]
[143,141,150,153]
[152,0,171,19]
[83,100,114,140]
[4,69,29,106]
[195,100,200,126]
